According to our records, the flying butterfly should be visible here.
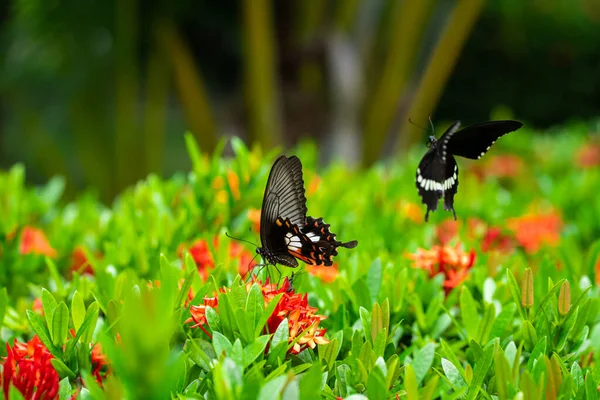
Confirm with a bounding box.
[416,120,523,222]
[256,155,357,269]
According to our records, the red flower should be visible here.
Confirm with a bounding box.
[307,263,339,283]
[472,154,524,181]
[507,212,562,254]
[179,237,255,281]
[436,220,461,245]
[576,141,600,168]
[33,298,44,315]
[91,343,110,386]
[70,246,99,276]
[406,244,476,294]
[1,336,59,400]
[187,277,329,354]
[481,227,515,253]
[19,227,57,258]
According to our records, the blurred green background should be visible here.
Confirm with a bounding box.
[1,0,599,201]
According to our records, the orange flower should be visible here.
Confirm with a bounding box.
[307,263,339,283]
[227,170,241,200]
[179,237,255,281]
[406,243,475,294]
[472,154,524,181]
[399,201,423,224]
[2,336,59,399]
[33,298,44,315]
[70,246,99,276]
[91,343,110,386]
[19,226,57,258]
[436,219,461,245]
[576,141,600,168]
[507,212,562,254]
[248,208,261,233]
[187,277,328,354]
[307,174,321,196]
[178,239,215,281]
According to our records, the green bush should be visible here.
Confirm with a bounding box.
[1,126,600,399]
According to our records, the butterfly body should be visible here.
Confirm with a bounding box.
[256,156,357,269]
[416,120,523,221]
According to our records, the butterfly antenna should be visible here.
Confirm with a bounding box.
[243,253,260,281]
[428,115,435,135]
[408,118,428,132]
[225,232,259,248]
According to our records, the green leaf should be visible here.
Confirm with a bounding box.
[367,363,387,400]
[585,371,598,400]
[0,287,8,330]
[359,307,372,344]
[257,375,287,400]
[64,307,99,361]
[235,308,253,344]
[174,269,196,310]
[41,288,58,334]
[460,286,479,340]
[256,293,283,337]
[366,258,382,305]
[404,364,419,400]
[299,363,324,399]
[246,283,264,336]
[270,318,289,351]
[71,291,86,332]
[440,339,466,382]
[82,302,99,344]
[412,343,435,385]
[213,332,233,358]
[556,306,579,352]
[571,362,583,390]
[475,302,496,344]
[490,303,516,339]
[534,278,566,319]
[527,336,547,371]
[466,342,494,400]
[506,269,527,321]
[242,335,270,368]
[51,358,76,379]
[26,310,61,358]
[58,377,75,400]
[205,306,221,332]
[441,358,467,389]
[51,302,69,347]
[494,346,511,399]
[230,338,244,366]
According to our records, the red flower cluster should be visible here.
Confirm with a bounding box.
[91,343,109,386]
[406,244,476,294]
[507,212,562,254]
[186,277,329,354]
[2,336,59,399]
[178,237,255,280]
[19,226,57,258]
[435,218,514,254]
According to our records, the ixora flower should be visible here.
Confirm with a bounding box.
[576,141,600,168]
[70,246,101,276]
[507,212,562,254]
[178,237,255,280]
[406,244,476,294]
[1,336,59,399]
[19,226,57,258]
[306,263,339,283]
[186,277,329,354]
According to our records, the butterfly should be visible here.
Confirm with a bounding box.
[256,155,358,268]
[416,120,523,222]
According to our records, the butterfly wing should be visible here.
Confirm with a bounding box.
[260,156,307,252]
[442,120,523,160]
[443,155,459,219]
[416,150,446,222]
[296,217,358,266]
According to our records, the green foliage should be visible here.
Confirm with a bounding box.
[1,129,600,398]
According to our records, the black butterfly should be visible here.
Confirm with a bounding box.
[256,155,358,268]
[416,120,523,222]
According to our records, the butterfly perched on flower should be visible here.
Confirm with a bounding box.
[256,155,357,268]
[416,120,523,222]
